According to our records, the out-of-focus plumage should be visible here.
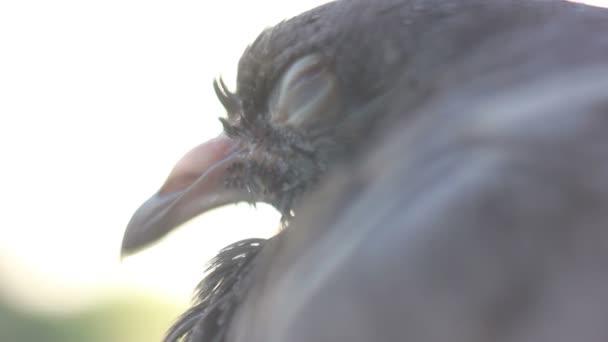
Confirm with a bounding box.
[122,0,608,341]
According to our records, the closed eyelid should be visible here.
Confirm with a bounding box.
[269,54,338,126]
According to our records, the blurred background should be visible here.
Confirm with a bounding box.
[0,0,605,341]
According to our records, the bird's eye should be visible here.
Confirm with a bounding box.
[268,54,337,126]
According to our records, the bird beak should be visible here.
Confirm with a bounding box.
[121,133,247,257]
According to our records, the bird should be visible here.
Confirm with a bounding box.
[121,0,608,341]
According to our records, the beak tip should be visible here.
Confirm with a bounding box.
[120,191,183,259]
[119,202,164,259]
[119,225,145,259]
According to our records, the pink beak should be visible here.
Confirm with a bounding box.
[121,133,248,256]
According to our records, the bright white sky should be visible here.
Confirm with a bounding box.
[0,0,606,314]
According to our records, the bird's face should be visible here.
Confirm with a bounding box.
[121,50,344,255]
[121,0,413,256]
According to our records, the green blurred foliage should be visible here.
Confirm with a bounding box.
[0,293,184,342]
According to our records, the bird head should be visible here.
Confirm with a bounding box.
[121,0,420,256]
